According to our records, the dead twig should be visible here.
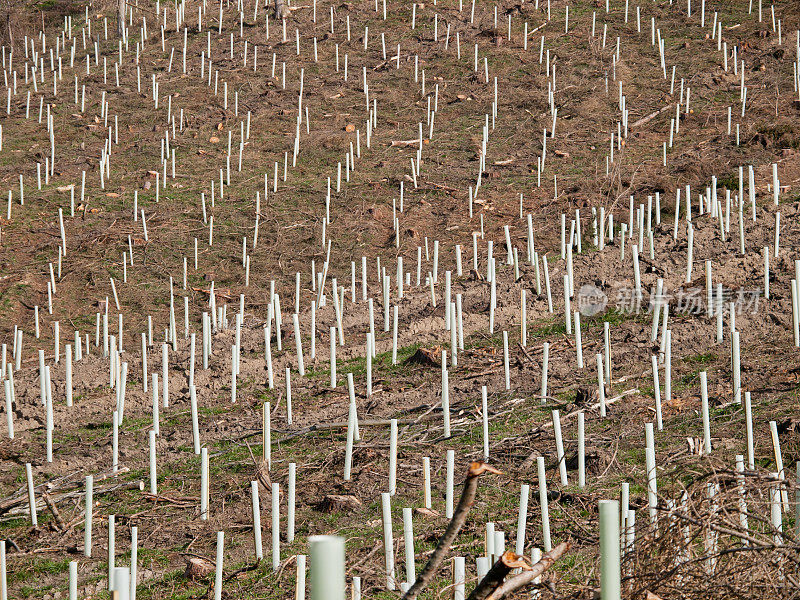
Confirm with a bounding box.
[223,559,262,582]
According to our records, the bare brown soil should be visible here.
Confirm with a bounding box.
[1,0,800,598]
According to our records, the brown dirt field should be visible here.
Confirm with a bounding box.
[1,0,800,598]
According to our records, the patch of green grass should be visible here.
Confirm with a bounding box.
[137,547,172,568]
[685,351,717,365]
[9,557,72,585]
[676,370,700,390]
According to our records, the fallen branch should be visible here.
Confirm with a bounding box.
[1,476,140,520]
[390,139,424,147]
[467,552,531,600]
[141,493,194,506]
[630,104,673,129]
[517,343,536,364]
[41,493,66,532]
[401,462,502,600]
[224,558,262,582]
[484,542,571,600]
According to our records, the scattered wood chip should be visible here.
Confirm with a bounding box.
[686,437,707,456]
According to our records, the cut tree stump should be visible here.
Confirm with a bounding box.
[314,494,362,513]
[183,556,215,580]
[405,346,444,367]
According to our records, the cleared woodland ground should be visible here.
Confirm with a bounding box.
[1,0,800,598]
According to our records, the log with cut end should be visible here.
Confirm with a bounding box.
[467,551,531,600]
[484,541,571,600]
